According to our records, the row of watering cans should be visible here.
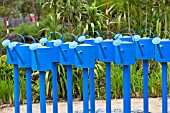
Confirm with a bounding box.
[2,28,170,70]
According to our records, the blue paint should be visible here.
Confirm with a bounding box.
[90,68,95,113]
[52,62,58,113]
[136,38,154,60]
[14,65,20,113]
[137,41,144,56]
[83,68,89,113]
[67,65,73,113]
[7,47,14,61]
[99,43,106,59]
[74,49,83,65]
[162,62,168,113]
[26,68,32,113]
[99,41,115,62]
[39,71,46,113]
[123,65,131,113]
[13,48,25,65]
[74,44,95,68]
[157,44,163,59]
[106,62,111,113]
[143,60,148,113]
[59,46,66,62]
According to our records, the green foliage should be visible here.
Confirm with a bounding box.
[0,6,6,17]
[19,1,33,17]
[0,55,14,79]
[14,23,42,38]
[0,55,25,104]
[0,22,5,38]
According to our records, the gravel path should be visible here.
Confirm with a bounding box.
[1,98,170,113]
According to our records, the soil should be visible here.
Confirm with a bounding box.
[0,98,170,113]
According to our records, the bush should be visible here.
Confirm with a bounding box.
[14,23,41,38]
[0,55,26,104]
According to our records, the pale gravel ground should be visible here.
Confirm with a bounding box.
[1,98,170,113]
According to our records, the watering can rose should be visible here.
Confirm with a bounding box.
[78,36,86,42]
[9,42,18,50]
[40,38,48,44]
[2,39,10,47]
[53,39,62,47]
[113,39,122,46]
[69,41,78,49]
[94,37,103,43]
[152,37,161,44]
[133,35,141,41]
[29,43,39,50]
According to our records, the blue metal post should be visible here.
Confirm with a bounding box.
[162,62,168,113]
[52,62,58,113]
[39,71,46,113]
[90,68,95,113]
[83,68,89,113]
[123,65,131,113]
[26,68,32,113]
[143,60,148,113]
[14,64,20,113]
[106,62,111,113]
[67,65,73,113]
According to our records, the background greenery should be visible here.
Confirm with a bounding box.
[0,0,170,104]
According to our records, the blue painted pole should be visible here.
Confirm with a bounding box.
[162,62,168,113]
[39,71,46,113]
[143,60,148,113]
[14,64,20,113]
[90,68,95,113]
[26,68,32,113]
[83,68,89,113]
[123,65,131,113]
[106,62,111,113]
[52,62,58,113]
[67,65,73,113]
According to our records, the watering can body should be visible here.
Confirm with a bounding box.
[31,46,53,71]
[155,40,170,62]
[7,43,22,64]
[115,41,136,65]
[136,38,154,60]
[45,41,60,62]
[84,39,99,59]
[75,44,95,68]
[98,40,115,62]
[59,42,75,65]
[17,44,32,68]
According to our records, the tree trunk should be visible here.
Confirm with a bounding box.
[127,3,131,32]
[62,17,65,34]
[164,0,167,34]
[68,17,72,41]
[54,5,57,32]
[32,0,36,19]
[145,3,148,30]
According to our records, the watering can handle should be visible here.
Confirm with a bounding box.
[138,29,155,38]
[115,33,134,40]
[46,32,64,42]
[63,33,77,42]
[25,36,36,43]
[78,31,100,41]
[119,28,136,35]
[100,31,116,39]
[83,31,100,37]
[156,31,170,37]
[8,34,25,43]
